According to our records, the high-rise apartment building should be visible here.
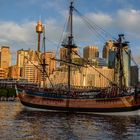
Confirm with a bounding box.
[17,49,37,67]
[9,65,20,79]
[16,49,56,83]
[0,46,11,69]
[60,48,67,61]
[60,47,78,65]
[17,49,39,82]
[102,40,115,60]
[83,46,99,60]
[43,51,56,75]
[48,66,114,88]
[23,61,38,83]
[0,68,6,78]
[0,46,11,78]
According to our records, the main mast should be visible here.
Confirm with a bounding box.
[68,2,73,93]
[42,26,47,88]
[63,1,76,93]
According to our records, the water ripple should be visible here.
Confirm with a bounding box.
[0,102,140,140]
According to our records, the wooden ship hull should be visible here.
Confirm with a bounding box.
[17,88,140,113]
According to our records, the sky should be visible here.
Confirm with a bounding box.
[0,0,140,65]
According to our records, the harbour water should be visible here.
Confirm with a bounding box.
[0,102,140,140]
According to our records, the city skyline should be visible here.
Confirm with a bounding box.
[0,0,140,65]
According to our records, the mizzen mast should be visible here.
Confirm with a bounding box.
[114,34,129,90]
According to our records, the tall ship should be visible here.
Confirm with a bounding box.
[17,1,140,113]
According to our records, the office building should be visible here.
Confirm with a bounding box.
[0,46,11,69]
[9,65,20,79]
[102,40,115,60]
[60,47,79,65]
[48,66,114,88]
[83,46,99,60]
[22,61,38,83]
[43,51,56,75]
[108,50,116,68]
[17,49,37,68]
[0,46,11,78]
[17,49,39,82]
[0,68,6,79]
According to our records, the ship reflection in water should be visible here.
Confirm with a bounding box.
[0,102,140,140]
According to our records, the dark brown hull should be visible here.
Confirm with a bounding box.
[18,90,140,113]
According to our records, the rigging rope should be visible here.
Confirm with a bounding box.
[74,7,116,41]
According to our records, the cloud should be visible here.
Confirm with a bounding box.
[116,9,140,34]
[0,21,36,48]
[0,19,65,56]
[67,12,113,47]
[1,7,140,65]
[85,12,113,27]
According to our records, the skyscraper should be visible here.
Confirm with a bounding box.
[0,68,6,78]
[9,65,20,79]
[60,47,78,65]
[23,61,38,83]
[17,49,37,67]
[102,40,115,60]
[83,46,99,60]
[17,49,39,82]
[60,48,67,63]
[0,46,11,69]
[0,46,11,78]
[43,51,56,75]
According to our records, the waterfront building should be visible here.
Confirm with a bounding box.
[84,57,107,68]
[0,46,11,69]
[17,49,56,83]
[42,51,56,75]
[60,47,78,65]
[17,49,38,78]
[48,66,114,88]
[8,65,20,79]
[0,46,11,77]
[83,46,99,60]
[95,58,107,67]
[102,40,115,60]
[17,49,37,68]
[82,66,114,87]
[108,50,116,68]
[0,68,6,79]
[17,49,40,83]
[22,61,38,83]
